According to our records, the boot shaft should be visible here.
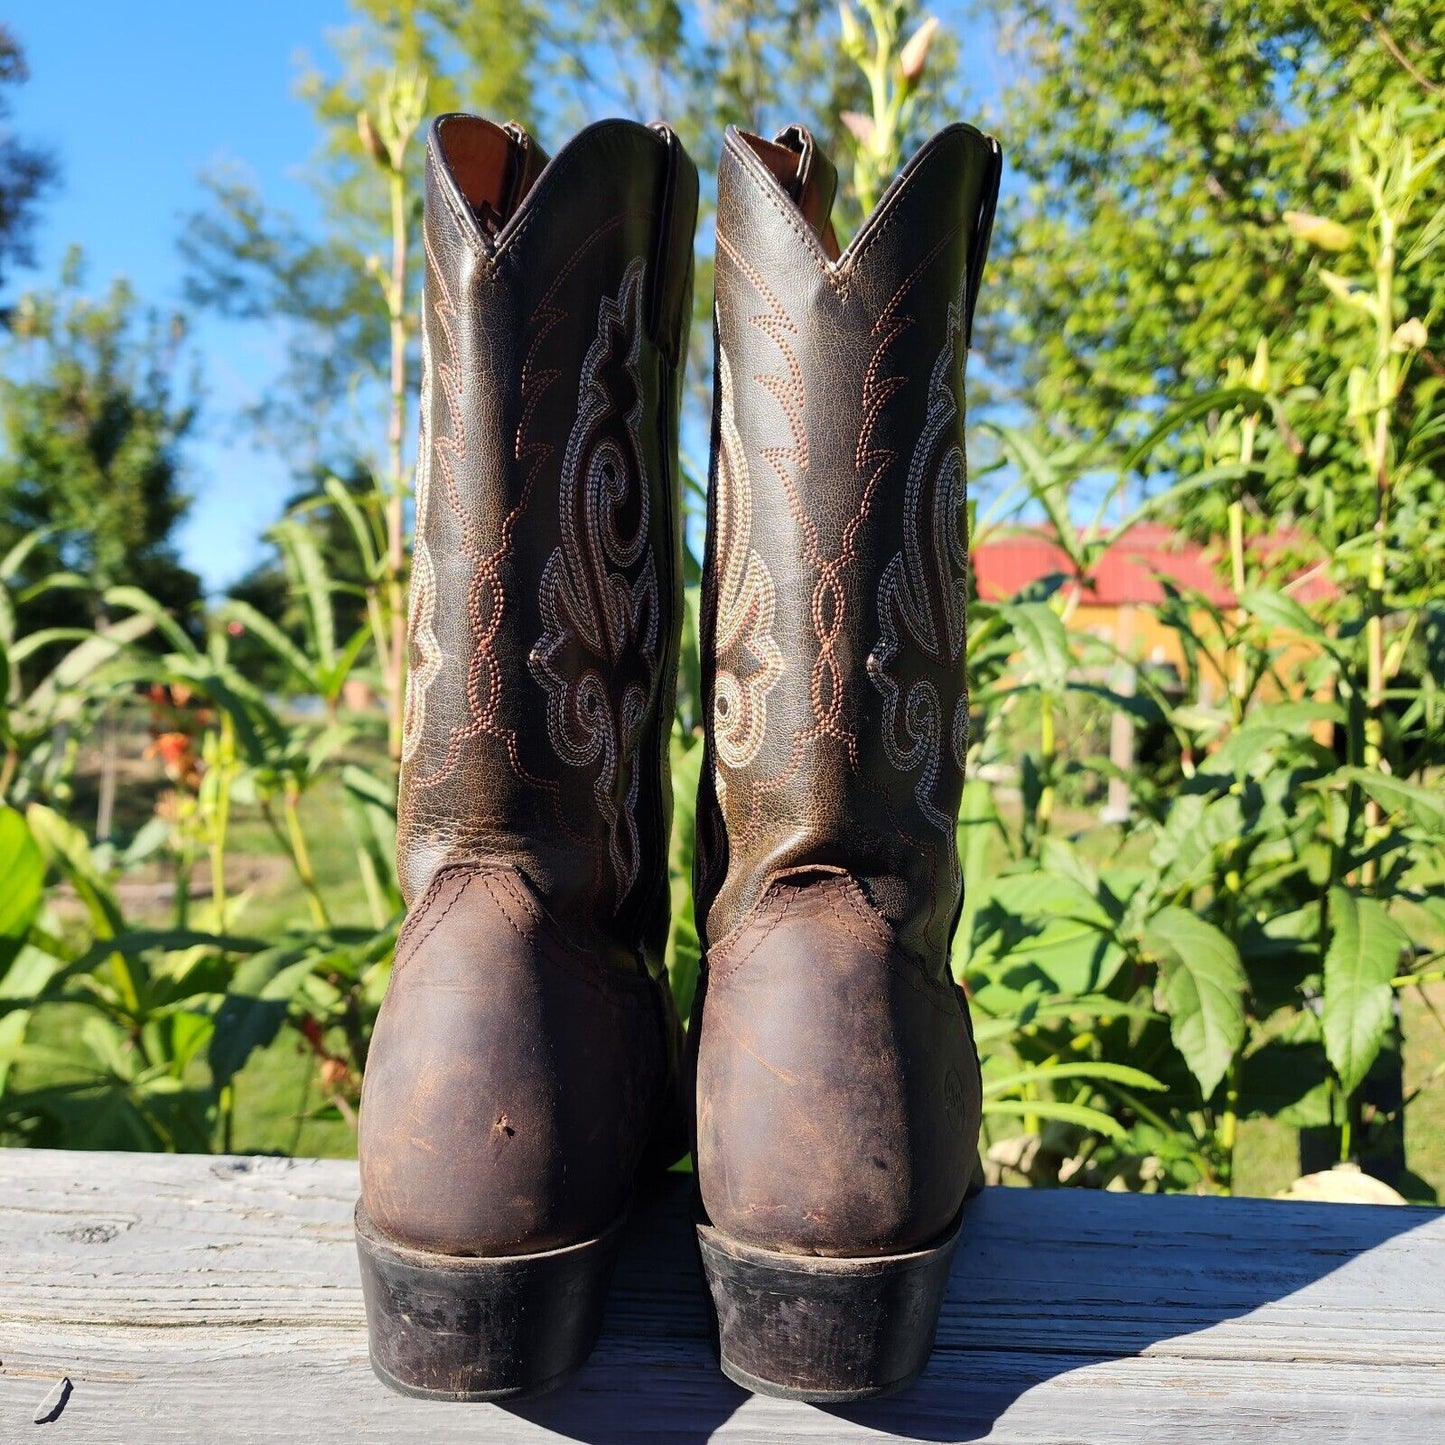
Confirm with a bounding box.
[399,116,697,971]
[697,123,1001,970]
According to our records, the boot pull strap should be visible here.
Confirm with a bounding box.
[647,123,699,368]
[964,136,1002,349]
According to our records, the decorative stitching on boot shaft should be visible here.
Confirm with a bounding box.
[529,256,660,906]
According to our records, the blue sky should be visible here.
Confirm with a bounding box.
[6,3,1008,593]
[7,1,351,590]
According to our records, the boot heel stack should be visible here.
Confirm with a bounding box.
[696,1212,962,1402]
[355,1202,626,1401]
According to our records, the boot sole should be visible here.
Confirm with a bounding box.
[694,1205,962,1403]
[355,1200,625,1401]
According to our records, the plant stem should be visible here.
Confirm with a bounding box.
[1361,212,1396,892]
[208,710,234,925]
[283,788,330,930]
[384,159,409,762]
[1217,1058,1239,1195]
[1037,692,1056,839]
[1226,409,1255,718]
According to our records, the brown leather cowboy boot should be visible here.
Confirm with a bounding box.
[355,114,697,1401]
[690,122,1001,1401]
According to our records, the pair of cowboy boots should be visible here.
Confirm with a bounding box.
[355,112,1001,1404]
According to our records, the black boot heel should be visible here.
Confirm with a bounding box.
[355,1200,625,1401]
[695,1209,961,1403]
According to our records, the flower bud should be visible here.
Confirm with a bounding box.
[900,16,939,84]
[841,110,875,146]
[1392,317,1428,352]
[1283,210,1353,252]
[357,109,389,166]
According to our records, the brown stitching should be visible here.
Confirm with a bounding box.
[723,136,848,295]
[475,868,654,998]
[492,125,657,263]
[394,867,475,974]
[708,884,797,981]
[706,874,957,1015]
[412,211,662,908]
[722,127,978,284]
[836,882,958,1013]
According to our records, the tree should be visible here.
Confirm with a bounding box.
[0,251,203,839]
[0,25,57,313]
[0,249,201,622]
[992,3,1443,440]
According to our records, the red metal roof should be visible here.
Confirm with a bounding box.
[971,523,1336,607]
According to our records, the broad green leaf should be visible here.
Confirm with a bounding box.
[953,779,1004,969]
[24,804,124,940]
[989,869,1113,929]
[0,808,44,971]
[995,920,1126,995]
[0,1008,28,1096]
[1141,907,1247,1098]
[1240,1041,1332,1128]
[995,602,1071,692]
[665,728,704,1020]
[1322,887,1409,1096]
[210,953,318,1090]
[61,930,268,980]
[1239,587,1328,643]
[1335,768,1445,831]
[0,944,62,1002]
[1150,794,1245,893]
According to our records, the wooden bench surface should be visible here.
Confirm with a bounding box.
[1,1150,1442,1441]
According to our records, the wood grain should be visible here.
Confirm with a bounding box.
[1,1150,1441,1441]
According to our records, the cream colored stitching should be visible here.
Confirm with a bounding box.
[529,257,659,905]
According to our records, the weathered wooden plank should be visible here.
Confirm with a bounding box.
[0,1150,1441,1441]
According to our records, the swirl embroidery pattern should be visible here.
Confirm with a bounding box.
[400,252,446,765]
[529,257,659,904]
[711,344,784,790]
[867,291,969,879]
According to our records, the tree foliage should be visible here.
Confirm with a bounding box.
[178,1,537,468]
[993,5,1442,434]
[0,25,57,311]
[0,250,201,630]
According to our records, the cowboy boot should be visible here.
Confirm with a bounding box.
[690,122,1001,1401]
[355,113,697,1401]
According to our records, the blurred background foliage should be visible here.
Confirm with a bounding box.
[0,3,1442,1202]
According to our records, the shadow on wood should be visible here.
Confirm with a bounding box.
[1,1150,1441,1441]
[501,1170,1444,1442]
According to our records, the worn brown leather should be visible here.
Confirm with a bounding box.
[691,123,1002,1257]
[360,115,698,1257]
